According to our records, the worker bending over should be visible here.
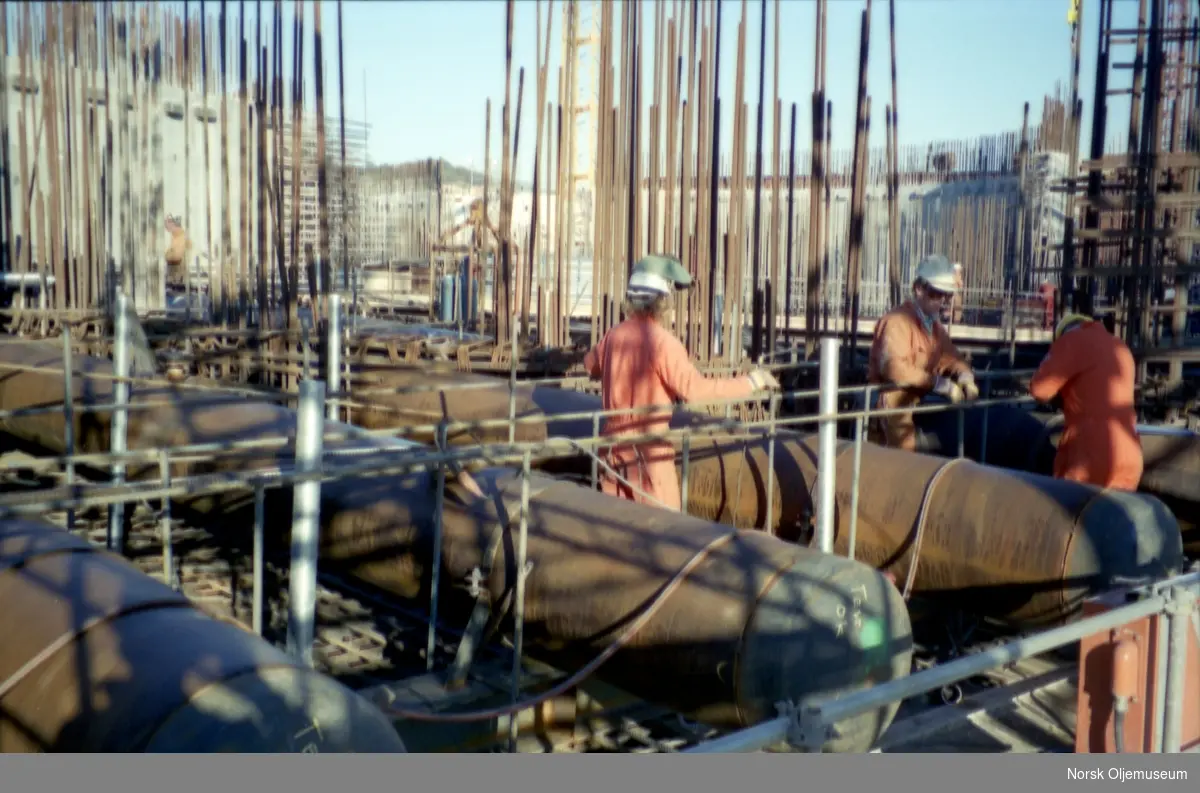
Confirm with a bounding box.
[1028,313,1143,491]
[583,255,781,511]
[867,254,980,450]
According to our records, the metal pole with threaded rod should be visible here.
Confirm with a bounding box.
[327,292,342,420]
[1161,585,1197,753]
[815,337,838,554]
[286,378,326,667]
[108,290,130,552]
[62,325,75,533]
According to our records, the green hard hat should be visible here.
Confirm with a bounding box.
[628,254,693,297]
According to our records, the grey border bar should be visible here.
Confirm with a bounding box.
[0,754,1196,793]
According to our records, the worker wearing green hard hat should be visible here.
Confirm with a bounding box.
[624,253,694,303]
[582,254,780,512]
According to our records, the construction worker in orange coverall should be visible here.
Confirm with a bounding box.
[1028,313,1143,491]
[583,255,781,512]
[867,255,981,450]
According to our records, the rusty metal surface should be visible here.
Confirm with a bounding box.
[295,466,914,752]
[0,342,912,752]
[0,516,406,753]
[0,338,296,502]
[0,338,192,467]
[0,336,540,455]
[221,452,912,751]
[591,429,1180,629]
[349,366,548,445]
[525,386,1185,629]
[1139,430,1200,547]
[94,510,711,755]
[0,337,1182,632]
[910,405,1200,555]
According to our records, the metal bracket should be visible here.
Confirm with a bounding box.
[1165,585,1198,617]
[444,539,535,690]
[464,560,534,600]
[467,566,485,599]
[775,700,831,753]
[443,590,494,691]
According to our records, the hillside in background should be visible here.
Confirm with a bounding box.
[368,157,532,190]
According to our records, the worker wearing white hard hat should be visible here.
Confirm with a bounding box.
[582,254,780,511]
[865,254,979,450]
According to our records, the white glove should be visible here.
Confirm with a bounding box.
[932,376,964,404]
[748,369,781,391]
[957,373,980,401]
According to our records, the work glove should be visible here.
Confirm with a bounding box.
[748,368,781,391]
[931,376,964,404]
[956,373,980,401]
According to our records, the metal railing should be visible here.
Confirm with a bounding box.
[686,571,1199,754]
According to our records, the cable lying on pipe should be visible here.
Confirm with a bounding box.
[370,530,738,723]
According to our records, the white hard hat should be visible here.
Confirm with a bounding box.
[914,255,959,294]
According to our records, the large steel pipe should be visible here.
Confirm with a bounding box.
[0,516,407,753]
[910,405,1200,554]
[302,467,914,753]
[0,338,197,479]
[519,387,1186,629]
[0,340,914,752]
[349,366,549,445]
[540,428,1183,630]
[0,338,547,454]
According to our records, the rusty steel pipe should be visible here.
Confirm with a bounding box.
[0,339,547,452]
[0,343,913,754]
[520,386,1184,630]
[0,516,406,753]
[306,466,914,752]
[213,367,1189,632]
[911,405,1200,557]
[347,367,549,446]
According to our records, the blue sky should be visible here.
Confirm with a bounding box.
[316,0,1138,174]
[35,0,1141,175]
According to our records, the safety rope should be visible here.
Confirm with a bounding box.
[901,457,970,601]
[0,599,192,701]
[374,529,738,723]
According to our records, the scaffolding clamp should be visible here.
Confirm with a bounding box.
[467,566,486,598]
[775,699,831,753]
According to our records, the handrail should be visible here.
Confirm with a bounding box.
[686,570,1200,754]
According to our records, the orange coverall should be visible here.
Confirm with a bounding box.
[866,300,973,451]
[583,315,755,511]
[1029,320,1143,491]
